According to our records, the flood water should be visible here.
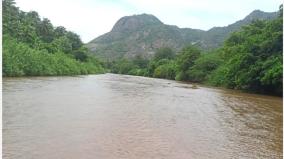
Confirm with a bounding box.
[3,74,283,159]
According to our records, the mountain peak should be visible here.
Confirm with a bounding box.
[244,10,277,21]
[111,13,163,32]
[87,9,278,60]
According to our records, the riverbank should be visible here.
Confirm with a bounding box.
[110,73,283,97]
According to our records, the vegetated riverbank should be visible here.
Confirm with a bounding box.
[110,72,283,97]
[3,0,104,77]
[105,8,283,96]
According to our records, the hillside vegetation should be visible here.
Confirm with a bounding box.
[106,6,283,95]
[3,0,104,76]
[87,11,277,60]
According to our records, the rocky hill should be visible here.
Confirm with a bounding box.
[86,10,278,60]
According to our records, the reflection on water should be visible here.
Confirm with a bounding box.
[3,74,282,159]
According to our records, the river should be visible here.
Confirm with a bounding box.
[3,73,283,159]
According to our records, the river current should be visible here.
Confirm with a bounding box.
[3,74,283,159]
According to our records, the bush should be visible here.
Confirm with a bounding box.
[3,36,103,76]
[153,61,177,79]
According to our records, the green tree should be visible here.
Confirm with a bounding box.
[2,0,104,76]
[66,31,83,50]
[54,26,67,38]
[154,47,175,60]
[153,60,177,79]
[209,12,282,95]
[37,18,54,43]
[175,45,201,80]
[187,51,222,82]
[132,55,149,68]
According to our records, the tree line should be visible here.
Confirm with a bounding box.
[106,6,283,96]
[3,0,104,76]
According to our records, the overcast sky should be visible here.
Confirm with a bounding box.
[15,0,282,43]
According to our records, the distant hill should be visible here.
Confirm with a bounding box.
[86,10,278,60]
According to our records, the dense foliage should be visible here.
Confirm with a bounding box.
[107,7,283,95]
[209,12,283,95]
[3,0,103,76]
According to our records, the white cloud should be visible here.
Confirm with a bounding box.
[15,0,282,43]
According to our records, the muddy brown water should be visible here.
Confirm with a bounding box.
[3,74,283,159]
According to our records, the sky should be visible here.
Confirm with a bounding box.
[15,0,282,43]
